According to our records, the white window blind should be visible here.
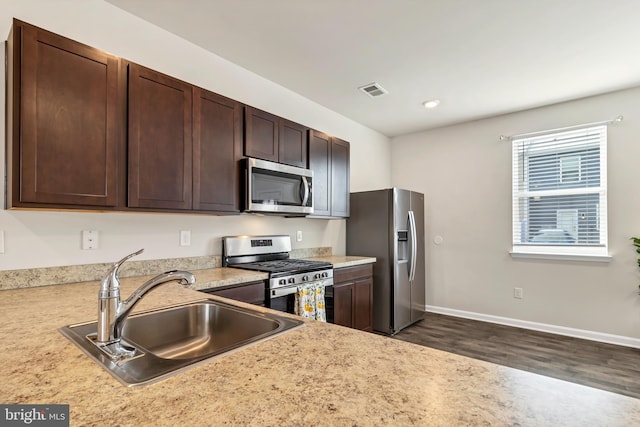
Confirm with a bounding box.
[511,125,608,257]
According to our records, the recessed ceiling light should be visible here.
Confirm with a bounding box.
[422,99,440,109]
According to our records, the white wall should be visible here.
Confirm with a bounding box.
[391,86,640,339]
[0,0,391,270]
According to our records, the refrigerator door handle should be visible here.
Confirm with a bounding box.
[408,210,417,282]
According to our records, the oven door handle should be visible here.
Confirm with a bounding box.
[270,280,332,299]
[271,286,299,298]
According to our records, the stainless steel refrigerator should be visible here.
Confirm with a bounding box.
[346,188,425,335]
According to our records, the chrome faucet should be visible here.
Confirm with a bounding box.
[96,249,196,359]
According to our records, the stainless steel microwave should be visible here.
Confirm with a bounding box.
[245,158,313,215]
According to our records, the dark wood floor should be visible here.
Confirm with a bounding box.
[392,312,640,400]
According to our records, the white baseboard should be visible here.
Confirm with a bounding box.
[425,305,640,349]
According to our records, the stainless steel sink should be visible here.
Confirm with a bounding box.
[59,298,304,386]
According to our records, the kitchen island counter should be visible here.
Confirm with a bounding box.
[1,277,639,426]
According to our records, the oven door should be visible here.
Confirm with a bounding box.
[246,158,313,215]
[268,278,333,315]
[268,285,298,313]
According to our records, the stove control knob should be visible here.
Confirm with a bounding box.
[288,277,295,284]
[322,272,328,278]
[314,273,320,280]
[279,279,286,286]
[302,275,309,282]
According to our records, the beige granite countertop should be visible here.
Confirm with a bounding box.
[188,257,375,292]
[186,256,375,292]
[189,267,268,291]
[0,251,371,291]
[1,275,640,426]
[304,255,376,268]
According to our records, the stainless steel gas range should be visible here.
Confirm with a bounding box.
[222,235,333,313]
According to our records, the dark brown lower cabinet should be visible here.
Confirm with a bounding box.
[201,281,265,306]
[330,264,373,331]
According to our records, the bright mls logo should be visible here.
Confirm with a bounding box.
[1,405,69,426]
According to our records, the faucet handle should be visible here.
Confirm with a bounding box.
[99,248,144,297]
[112,248,145,270]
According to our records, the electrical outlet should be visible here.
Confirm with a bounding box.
[296,230,303,242]
[180,230,191,246]
[82,230,98,250]
[513,287,524,299]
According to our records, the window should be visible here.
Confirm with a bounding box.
[560,155,581,183]
[511,125,608,259]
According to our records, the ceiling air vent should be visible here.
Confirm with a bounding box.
[358,82,388,98]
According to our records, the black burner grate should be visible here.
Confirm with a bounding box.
[230,259,332,275]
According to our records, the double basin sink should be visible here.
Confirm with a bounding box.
[60,298,304,386]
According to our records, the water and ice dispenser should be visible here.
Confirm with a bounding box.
[397,230,409,261]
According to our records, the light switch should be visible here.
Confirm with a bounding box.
[180,230,191,246]
[296,230,303,242]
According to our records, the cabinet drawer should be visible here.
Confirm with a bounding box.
[334,264,373,283]
[202,281,265,305]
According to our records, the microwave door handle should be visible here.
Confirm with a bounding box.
[300,176,310,206]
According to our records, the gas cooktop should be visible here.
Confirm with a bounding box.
[229,259,332,275]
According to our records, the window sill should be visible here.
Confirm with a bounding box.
[509,250,612,263]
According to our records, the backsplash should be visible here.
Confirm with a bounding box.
[0,247,332,290]
[290,247,332,259]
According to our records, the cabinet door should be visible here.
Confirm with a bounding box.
[353,277,373,331]
[279,119,308,168]
[128,63,193,209]
[330,138,350,217]
[193,88,243,212]
[308,130,331,216]
[244,106,279,162]
[333,283,354,328]
[333,264,373,331]
[11,21,120,207]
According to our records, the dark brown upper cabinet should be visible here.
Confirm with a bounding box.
[6,19,122,209]
[5,19,347,217]
[330,137,350,217]
[308,131,331,216]
[127,63,193,210]
[279,119,308,168]
[244,107,278,162]
[193,88,244,212]
[308,130,350,218]
[244,106,308,168]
